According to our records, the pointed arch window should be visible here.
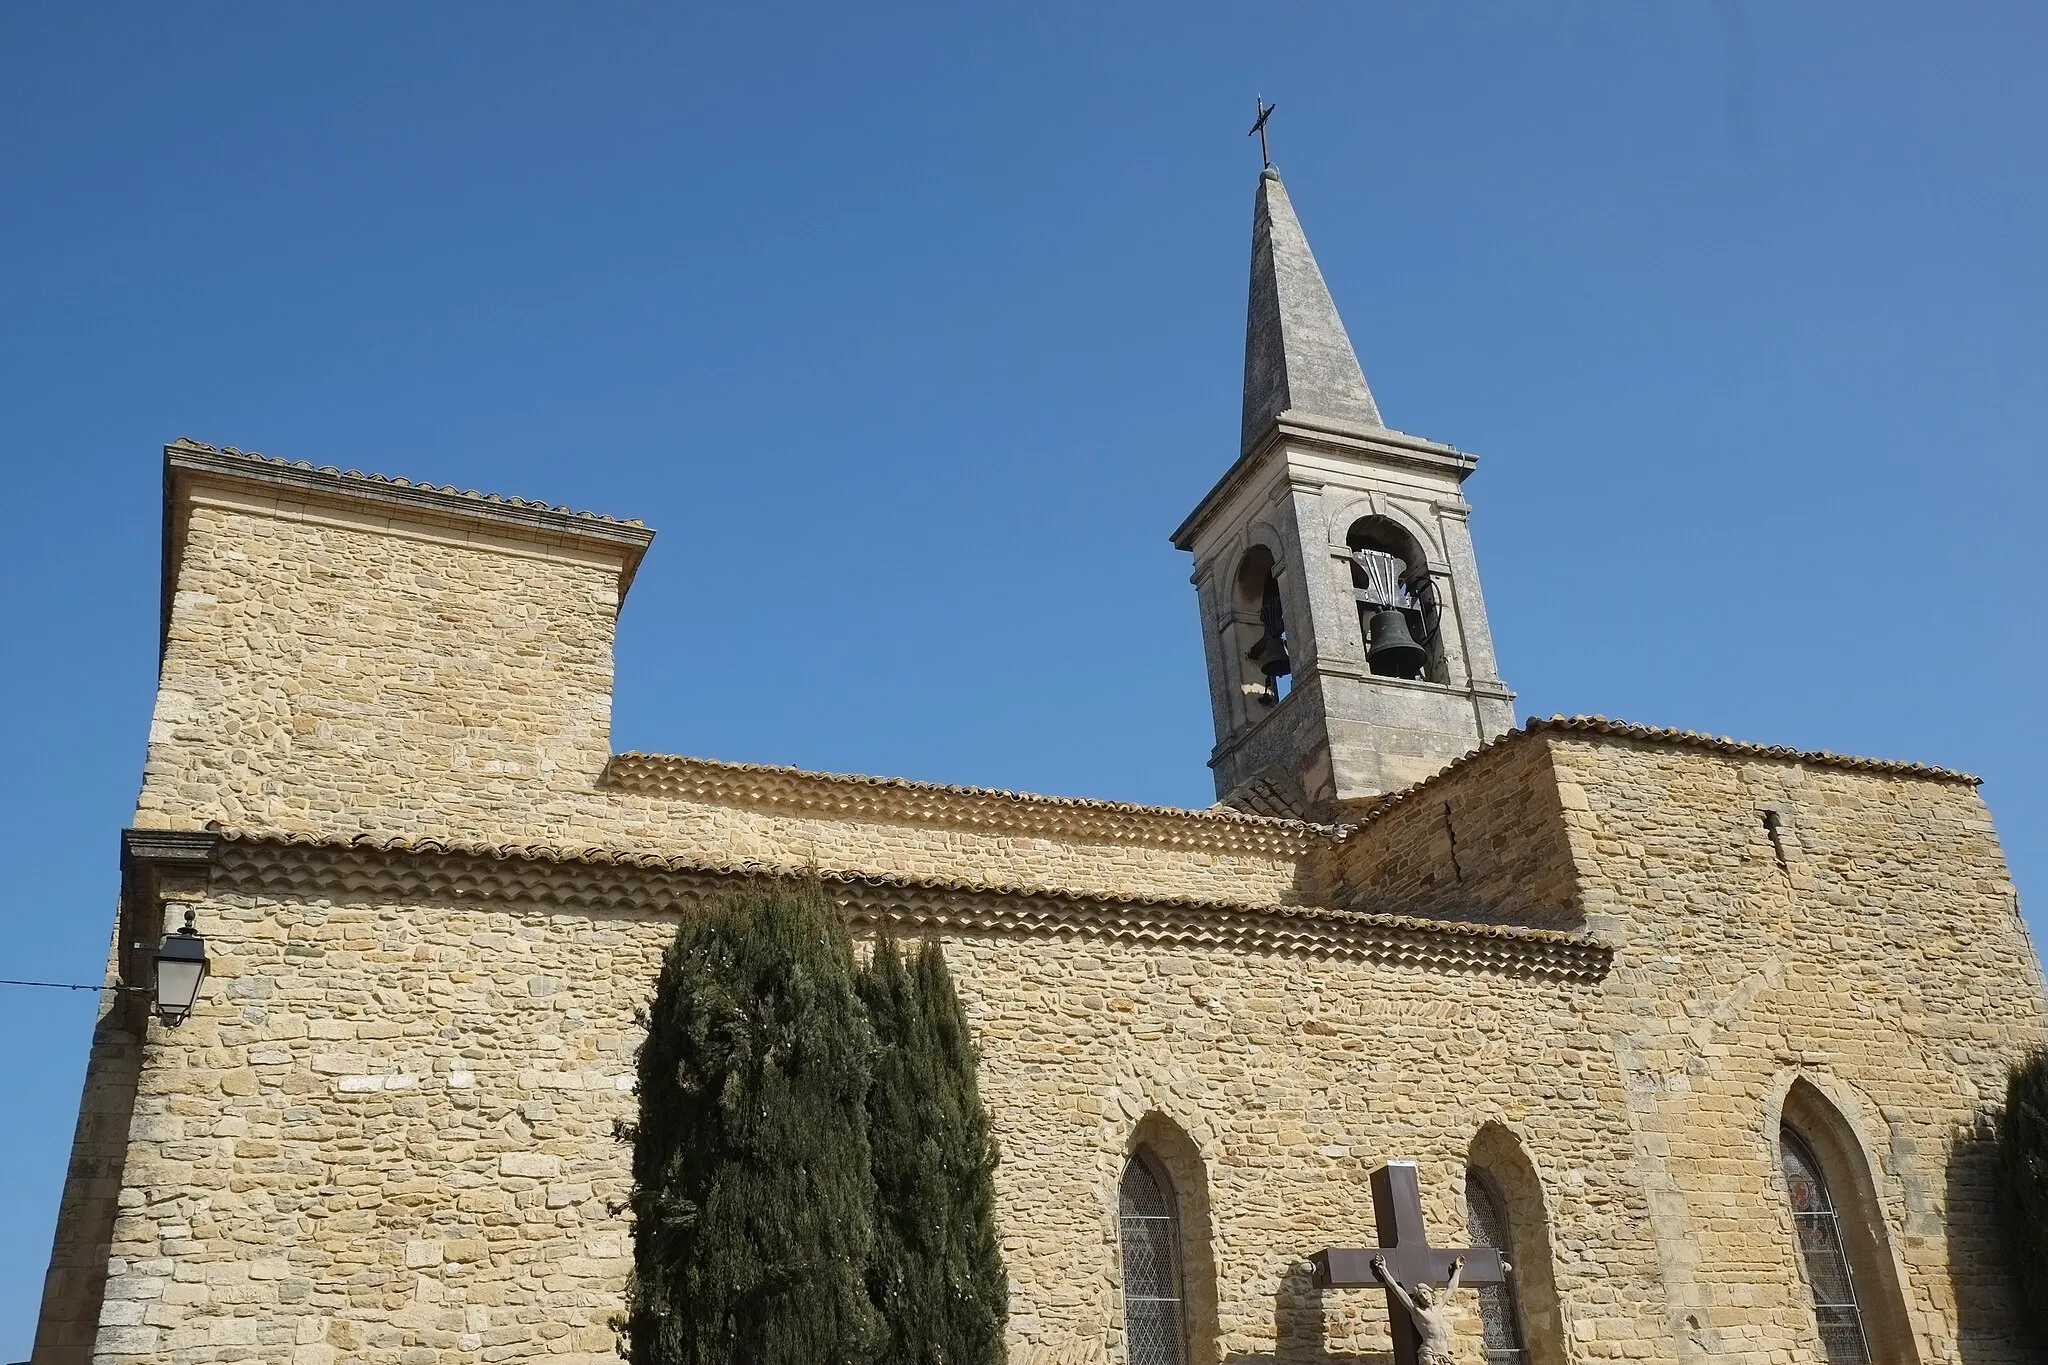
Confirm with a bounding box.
[1119,1152,1187,1365]
[1780,1124,1873,1365]
[1464,1169,1526,1364]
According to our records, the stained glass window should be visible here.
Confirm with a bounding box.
[1780,1126,1872,1365]
[1120,1153,1187,1365]
[1464,1170,1525,1365]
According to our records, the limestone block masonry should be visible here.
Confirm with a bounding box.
[31,443,2048,1365]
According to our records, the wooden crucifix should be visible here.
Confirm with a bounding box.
[1311,1162,1509,1365]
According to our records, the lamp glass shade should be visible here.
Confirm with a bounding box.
[153,924,209,1026]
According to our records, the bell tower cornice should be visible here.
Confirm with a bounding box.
[1171,416,1479,552]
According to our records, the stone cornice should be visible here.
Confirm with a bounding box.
[603,753,1337,857]
[206,829,1614,985]
[166,439,652,539]
[1171,413,1477,552]
[121,827,223,869]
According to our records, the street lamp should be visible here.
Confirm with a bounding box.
[152,909,209,1027]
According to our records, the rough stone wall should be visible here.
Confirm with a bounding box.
[59,744,2048,1365]
[79,881,1668,1365]
[135,492,1309,911]
[1314,736,1580,927]
[48,465,2048,1365]
[140,492,625,834]
[1544,736,2048,1365]
[30,1013,144,1363]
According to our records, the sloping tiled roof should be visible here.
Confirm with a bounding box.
[167,437,648,529]
[1346,713,1981,828]
[605,752,1335,855]
[1526,714,1980,784]
[198,826,1612,983]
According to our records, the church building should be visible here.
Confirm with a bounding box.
[33,163,2048,1365]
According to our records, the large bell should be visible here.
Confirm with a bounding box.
[1365,609,1428,679]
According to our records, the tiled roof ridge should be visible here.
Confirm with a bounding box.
[205,824,1600,955]
[168,436,645,528]
[1529,714,1980,783]
[1345,712,1981,829]
[605,751,1340,850]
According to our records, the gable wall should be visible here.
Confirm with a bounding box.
[1546,736,2048,1364]
[1314,734,1581,926]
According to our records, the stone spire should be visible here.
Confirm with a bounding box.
[1241,166,1383,455]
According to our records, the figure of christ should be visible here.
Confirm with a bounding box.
[1371,1254,1464,1365]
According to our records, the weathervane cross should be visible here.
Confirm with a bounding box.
[1248,95,1276,167]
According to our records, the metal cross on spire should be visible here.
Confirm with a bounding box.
[1248,95,1276,168]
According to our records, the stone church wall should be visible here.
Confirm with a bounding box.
[78,874,1665,1365]
[1543,736,2046,1363]
[139,483,1315,911]
[70,732,2046,1365]
[1314,735,1582,927]
[47,452,2048,1365]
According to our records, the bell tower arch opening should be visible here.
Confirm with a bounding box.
[1346,515,1442,684]
[1233,544,1292,708]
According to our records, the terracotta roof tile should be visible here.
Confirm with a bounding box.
[1346,712,1980,828]
[202,825,1612,982]
[605,752,1337,854]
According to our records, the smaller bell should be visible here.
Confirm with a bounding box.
[1365,610,1427,679]
[1249,630,1291,680]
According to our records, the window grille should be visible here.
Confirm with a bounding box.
[1780,1126,1873,1365]
[1464,1170,1525,1365]
[1119,1153,1187,1365]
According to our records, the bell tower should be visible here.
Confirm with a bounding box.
[1172,166,1515,820]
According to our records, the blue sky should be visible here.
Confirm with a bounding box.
[2,2,2044,1350]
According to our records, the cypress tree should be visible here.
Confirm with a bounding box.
[860,936,1007,1365]
[627,883,879,1365]
[2001,1048,2048,1344]
[912,939,1007,1365]
[859,934,949,1362]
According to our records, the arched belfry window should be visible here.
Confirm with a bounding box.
[1780,1125,1873,1365]
[1346,517,1441,682]
[1233,547,1290,708]
[1464,1169,1526,1364]
[1119,1152,1188,1365]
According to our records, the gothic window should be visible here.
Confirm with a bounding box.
[1464,1169,1526,1365]
[1120,1151,1188,1365]
[1780,1125,1873,1365]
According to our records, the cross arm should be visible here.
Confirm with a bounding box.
[1311,1246,1506,1290]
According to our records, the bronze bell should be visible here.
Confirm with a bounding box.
[1249,630,1291,680]
[1365,609,1427,679]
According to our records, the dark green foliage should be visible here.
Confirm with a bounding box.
[2001,1049,2048,1344]
[912,940,1009,1365]
[627,884,880,1365]
[861,936,1008,1365]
